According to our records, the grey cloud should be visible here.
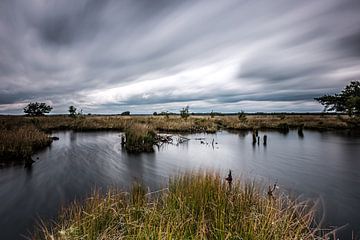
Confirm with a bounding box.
[0,0,360,113]
[337,30,360,58]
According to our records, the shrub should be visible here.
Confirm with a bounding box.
[180,106,190,119]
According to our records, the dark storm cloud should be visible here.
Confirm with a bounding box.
[337,30,360,58]
[0,0,360,113]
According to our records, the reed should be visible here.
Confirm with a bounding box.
[35,172,322,240]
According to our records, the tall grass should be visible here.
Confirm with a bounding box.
[0,125,51,161]
[35,172,321,240]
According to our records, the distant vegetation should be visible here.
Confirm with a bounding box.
[315,81,360,116]
[35,172,321,240]
[180,105,190,119]
[121,111,131,116]
[23,102,52,116]
[0,114,358,162]
[238,110,247,122]
[68,105,77,117]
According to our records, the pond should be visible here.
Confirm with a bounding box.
[0,130,360,239]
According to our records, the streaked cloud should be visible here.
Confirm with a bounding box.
[0,0,359,114]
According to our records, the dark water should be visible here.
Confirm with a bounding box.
[0,130,360,239]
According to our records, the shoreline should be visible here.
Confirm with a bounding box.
[1,115,359,162]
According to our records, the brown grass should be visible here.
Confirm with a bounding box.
[0,125,52,161]
[0,114,356,133]
[34,172,323,240]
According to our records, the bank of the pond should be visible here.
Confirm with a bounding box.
[1,115,358,133]
[35,172,321,240]
[0,125,52,162]
[1,115,358,161]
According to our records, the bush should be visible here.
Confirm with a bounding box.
[180,106,190,119]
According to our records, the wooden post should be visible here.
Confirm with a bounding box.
[298,125,304,138]
[121,136,126,146]
[225,170,233,191]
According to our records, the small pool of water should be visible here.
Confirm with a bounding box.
[0,130,359,239]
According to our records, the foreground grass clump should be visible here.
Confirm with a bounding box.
[0,125,51,161]
[124,123,156,153]
[36,173,320,240]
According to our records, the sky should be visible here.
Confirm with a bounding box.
[0,0,360,114]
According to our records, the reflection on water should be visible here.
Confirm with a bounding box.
[0,130,360,239]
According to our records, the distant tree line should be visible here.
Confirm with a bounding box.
[23,81,359,117]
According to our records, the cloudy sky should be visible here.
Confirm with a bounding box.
[0,0,360,114]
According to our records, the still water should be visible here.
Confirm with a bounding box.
[0,130,360,239]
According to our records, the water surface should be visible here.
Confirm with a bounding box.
[0,130,360,239]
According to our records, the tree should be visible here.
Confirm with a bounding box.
[23,102,52,116]
[315,81,360,116]
[180,106,190,119]
[68,105,77,117]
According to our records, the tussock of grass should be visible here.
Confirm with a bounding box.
[124,124,156,153]
[36,172,321,240]
[0,125,51,161]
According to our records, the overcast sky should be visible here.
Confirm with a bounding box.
[1,0,360,114]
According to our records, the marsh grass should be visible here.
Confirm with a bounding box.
[35,172,322,240]
[0,115,354,133]
[0,125,51,161]
[124,124,156,153]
